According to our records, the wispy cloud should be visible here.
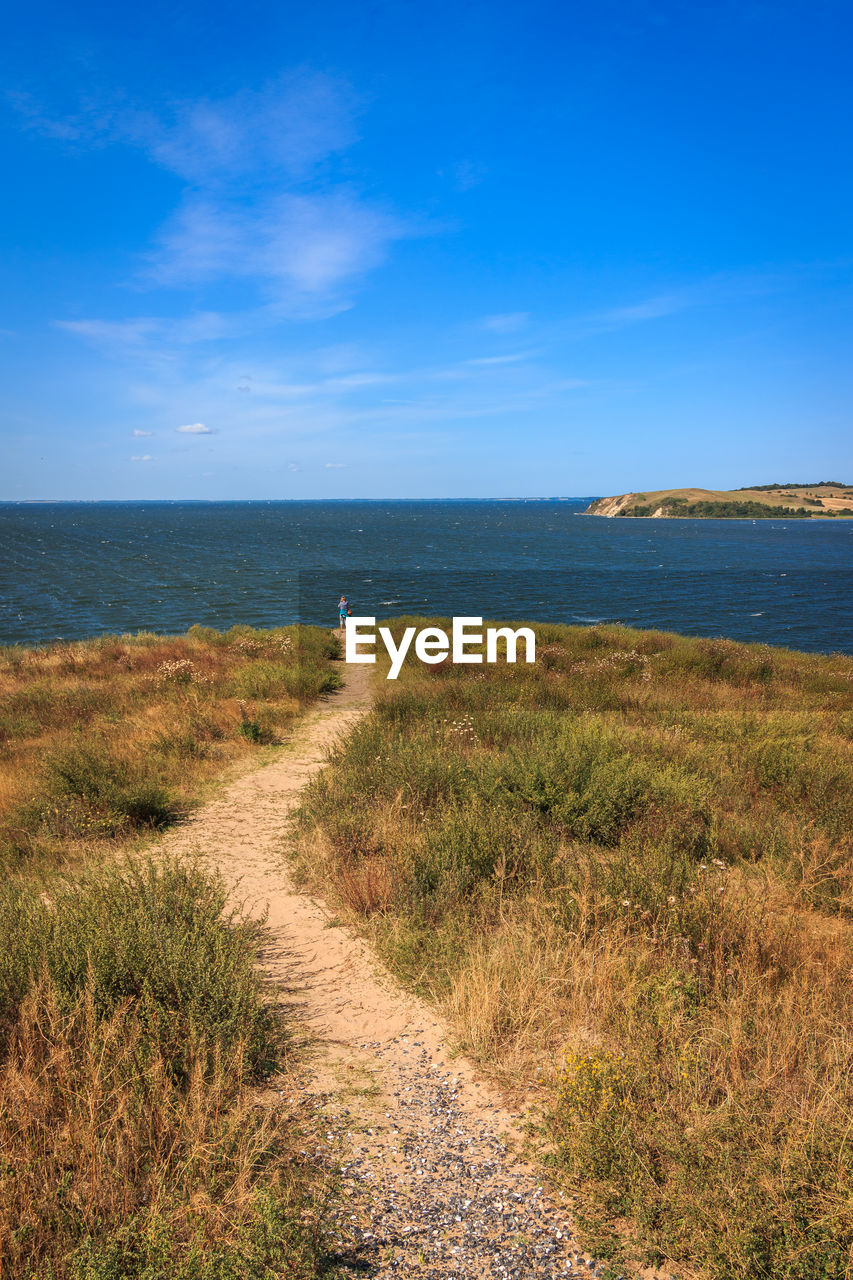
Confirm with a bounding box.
[56,310,261,351]
[139,72,358,184]
[9,72,355,179]
[104,344,593,455]
[24,70,416,322]
[7,87,118,143]
[587,269,797,333]
[131,454,154,462]
[132,429,153,437]
[176,422,212,434]
[594,293,686,325]
[463,351,535,366]
[57,317,161,346]
[482,312,530,333]
[451,159,487,191]
[149,191,406,305]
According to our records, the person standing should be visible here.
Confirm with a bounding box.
[338,595,350,633]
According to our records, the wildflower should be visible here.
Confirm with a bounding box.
[667,895,676,905]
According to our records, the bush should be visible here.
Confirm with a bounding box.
[0,859,278,1077]
[44,742,177,833]
[0,625,339,869]
[0,861,319,1280]
[497,727,710,849]
[294,618,853,1279]
[0,627,341,1276]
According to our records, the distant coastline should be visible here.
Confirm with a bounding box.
[3,499,851,654]
[585,482,853,519]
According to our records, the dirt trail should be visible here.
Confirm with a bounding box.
[158,662,601,1278]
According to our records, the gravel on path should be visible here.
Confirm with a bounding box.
[156,660,615,1280]
[294,1032,608,1279]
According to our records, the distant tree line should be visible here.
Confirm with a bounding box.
[737,481,849,491]
[622,499,815,519]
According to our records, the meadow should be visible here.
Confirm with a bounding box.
[0,624,340,1278]
[295,620,853,1280]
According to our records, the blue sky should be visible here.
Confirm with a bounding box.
[1,0,851,499]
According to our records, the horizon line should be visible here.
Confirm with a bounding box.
[1,495,599,504]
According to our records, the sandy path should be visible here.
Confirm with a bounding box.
[157,662,600,1279]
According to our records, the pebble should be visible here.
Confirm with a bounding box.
[295,1034,606,1279]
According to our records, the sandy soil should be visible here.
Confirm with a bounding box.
[155,659,613,1278]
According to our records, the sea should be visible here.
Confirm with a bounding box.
[1,500,852,654]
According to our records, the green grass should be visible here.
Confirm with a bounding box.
[294,619,853,1279]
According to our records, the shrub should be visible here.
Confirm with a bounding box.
[294,618,853,1279]
[0,627,341,1273]
[0,861,319,1280]
[0,625,339,869]
[0,859,278,1076]
[44,742,177,833]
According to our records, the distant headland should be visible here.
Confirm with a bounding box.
[584,481,853,519]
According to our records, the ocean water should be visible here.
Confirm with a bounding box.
[1,500,852,653]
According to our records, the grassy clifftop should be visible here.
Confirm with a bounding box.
[0,625,340,1279]
[586,481,853,518]
[0,623,340,869]
[296,620,853,1279]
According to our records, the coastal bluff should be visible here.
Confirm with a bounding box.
[585,481,853,519]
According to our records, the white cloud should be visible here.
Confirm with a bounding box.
[325,462,347,468]
[11,72,356,180]
[451,159,487,191]
[463,352,534,366]
[596,294,685,325]
[588,273,781,331]
[149,192,407,305]
[131,454,154,462]
[140,72,357,184]
[57,318,161,346]
[56,310,255,351]
[483,312,530,333]
[99,343,593,456]
[31,71,416,320]
[176,422,212,434]
[132,429,153,437]
[323,372,396,390]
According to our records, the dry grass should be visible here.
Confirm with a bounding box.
[0,627,341,1277]
[0,860,330,1278]
[0,978,321,1278]
[294,619,853,1279]
[0,624,340,869]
